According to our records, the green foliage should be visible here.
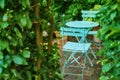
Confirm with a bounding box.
[54,0,99,30]
[97,0,120,80]
[40,43,62,80]
[0,0,5,9]
[0,0,62,80]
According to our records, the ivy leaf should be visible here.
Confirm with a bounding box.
[0,51,3,59]
[110,11,117,20]
[102,63,112,73]
[0,67,2,74]
[0,66,3,74]
[117,6,120,11]
[26,16,32,29]
[11,69,17,77]
[112,67,120,76]
[0,60,3,66]
[1,22,9,28]
[116,62,120,67]
[0,60,3,74]
[0,40,9,50]
[26,0,30,8]
[20,0,31,9]
[14,28,22,39]
[20,0,27,9]
[100,76,109,80]
[0,0,5,9]
[12,55,23,65]
[3,55,12,68]
[20,17,27,27]
[18,39,23,47]
[88,0,95,3]
[11,69,21,77]
[11,39,17,46]
[103,41,111,50]
[42,0,47,6]
[22,50,31,58]
[3,14,8,21]
[111,4,118,10]
[105,31,116,39]
[12,55,28,65]
[26,71,32,80]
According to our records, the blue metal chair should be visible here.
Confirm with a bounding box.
[60,27,94,79]
[81,10,99,35]
[81,10,99,20]
[81,10,99,58]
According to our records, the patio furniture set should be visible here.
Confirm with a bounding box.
[60,10,99,80]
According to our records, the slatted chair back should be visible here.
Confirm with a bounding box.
[60,27,89,43]
[81,10,99,35]
[60,27,88,37]
[81,10,99,21]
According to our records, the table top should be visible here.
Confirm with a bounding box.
[66,21,99,28]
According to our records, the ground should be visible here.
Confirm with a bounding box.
[56,35,102,80]
[62,58,101,80]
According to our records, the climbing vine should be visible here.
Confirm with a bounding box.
[0,0,62,80]
[97,0,120,80]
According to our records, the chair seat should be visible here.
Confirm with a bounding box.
[63,41,91,52]
[88,31,97,35]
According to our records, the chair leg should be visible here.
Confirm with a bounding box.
[81,67,84,80]
[84,39,97,59]
[62,50,92,79]
[81,38,97,60]
[62,52,85,79]
[65,52,80,68]
[89,47,97,59]
[69,52,86,68]
[85,52,93,66]
[62,62,65,74]
[64,52,75,66]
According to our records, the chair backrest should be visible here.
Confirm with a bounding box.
[81,10,99,35]
[81,10,99,21]
[60,27,88,37]
[60,27,89,45]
